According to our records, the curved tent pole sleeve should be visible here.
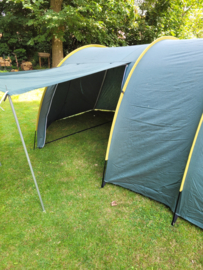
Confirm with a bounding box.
[104,36,178,162]
[179,114,203,192]
[35,44,106,132]
[171,113,203,226]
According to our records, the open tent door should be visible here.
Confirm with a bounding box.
[36,65,127,148]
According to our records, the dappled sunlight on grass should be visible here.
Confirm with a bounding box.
[0,88,44,103]
[12,88,44,102]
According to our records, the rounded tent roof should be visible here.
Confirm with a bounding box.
[1,36,203,96]
[60,44,149,66]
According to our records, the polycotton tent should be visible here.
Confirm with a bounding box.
[0,37,203,229]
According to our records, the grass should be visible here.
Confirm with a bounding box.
[0,90,202,270]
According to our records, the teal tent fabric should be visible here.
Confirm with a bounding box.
[0,44,148,96]
[176,119,203,229]
[0,62,129,96]
[36,44,148,148]
[95,66,126,110]
[104,39,203,229]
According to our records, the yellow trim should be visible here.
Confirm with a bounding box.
[94,109,115,113]
[35,44,106,130]
[105,36,178,161]
[179,114,203,191]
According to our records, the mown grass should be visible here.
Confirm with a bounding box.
[0,90,202,270]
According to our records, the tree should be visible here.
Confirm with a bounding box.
[0,0,51,67]
[126,0,203,45]
[20,0,135,67]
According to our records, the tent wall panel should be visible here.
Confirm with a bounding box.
[37,84,57,148]
[104,37,178,161]
[95,66,126,111]
[176,115,203,229]
[104,39,203,213]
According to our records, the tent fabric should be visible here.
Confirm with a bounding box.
[37,70,107,147]
[0,62,129,96]
[95,66,126,110]
[36,44,148,148]
[104,38,203,229]
[37,66,127,148]
[0,44,148,96]
[176,116,203,229]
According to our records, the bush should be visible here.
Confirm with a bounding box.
[13,48,27,64]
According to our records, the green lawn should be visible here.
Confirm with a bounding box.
[0,90,202,270]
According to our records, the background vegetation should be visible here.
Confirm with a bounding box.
[0,0,203,67]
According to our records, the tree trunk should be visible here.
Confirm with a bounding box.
[50,0,64,67]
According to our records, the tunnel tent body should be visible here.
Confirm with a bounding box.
[103,37,203,230]
[36,37,203,229]
[35,44,149,148]
[1,37,203,229]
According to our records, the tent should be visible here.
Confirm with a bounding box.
[1,36,203,229]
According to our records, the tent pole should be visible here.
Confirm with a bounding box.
[171,192,181,226]
[8,95,45,212]
[33,131,36,150]
[101,160,107,188]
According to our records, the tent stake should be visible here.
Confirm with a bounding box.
[8,95,45,212]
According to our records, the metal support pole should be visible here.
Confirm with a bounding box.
[33,131,36,150]
[101,160,107,188]
[171,192,181,226]
[8,95,45,212]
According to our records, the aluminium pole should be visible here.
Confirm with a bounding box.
[8,95,45,212]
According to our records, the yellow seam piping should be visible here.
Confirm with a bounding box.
[179,114,203,192]
[105,36,178,161]
[35,44,106,130]
[94,109,115,113]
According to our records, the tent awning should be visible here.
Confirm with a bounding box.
[0,62,129,96]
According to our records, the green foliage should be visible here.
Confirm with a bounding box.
[13,48,27,62]
[0,0,203,64]
[0,0,51,66]
[21,0,136,49]
[126,0,203,45]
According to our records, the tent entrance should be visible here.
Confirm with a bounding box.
[37,65,126,148]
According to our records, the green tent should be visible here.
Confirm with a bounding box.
[1,36,203,229]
